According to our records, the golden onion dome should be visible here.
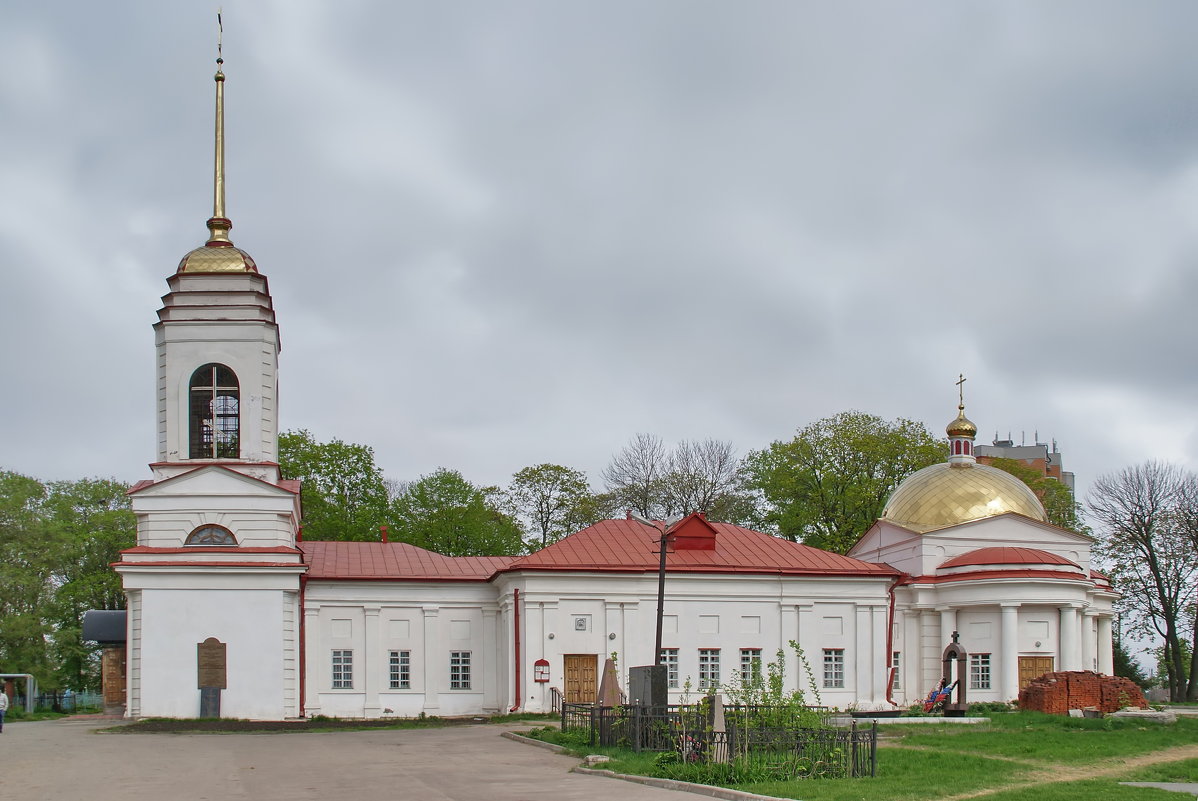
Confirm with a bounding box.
[882,462,1047,533]
[177,243,258,274]
[946,408,977,438]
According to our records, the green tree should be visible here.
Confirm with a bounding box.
[42,478,135,691]
[744,411,945,553]
[389,469,524,556]
[0,471,55,684]
[279,429,389,541]
[1112,635,1150,689]
[508,464,593,549]
[987,458,1085,533]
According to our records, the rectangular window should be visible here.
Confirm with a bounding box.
[698,649,721,689]
[450,651,472,690]
[971,653,991,690]
[822,649,845,689]
[892,651,902,691]
[740,649,762,683]
[659,648,679,689]
[389,650,411,690]
[331,649,353,689]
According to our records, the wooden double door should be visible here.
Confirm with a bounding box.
[564,654,598,704]
[1018,656,1054,690]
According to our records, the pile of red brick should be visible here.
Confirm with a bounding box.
[1018,670,1147,715]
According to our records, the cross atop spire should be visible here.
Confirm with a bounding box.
[956,373,967,411]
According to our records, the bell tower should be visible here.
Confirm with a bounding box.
[116,26,305,721]
[152,44,280,479]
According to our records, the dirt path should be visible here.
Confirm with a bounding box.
[922,742,1198,800]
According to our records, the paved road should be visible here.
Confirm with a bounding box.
[2,718,701,801]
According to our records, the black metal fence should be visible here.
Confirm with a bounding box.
[561,702,876,779]
[28,691,103,713]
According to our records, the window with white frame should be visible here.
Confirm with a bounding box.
[331,650,353,689]
[450,651,472,690]
[822,649,845,688]
[892,651,902,690]
[970,653,991,690]
[740,649,763,683]
[659,648,679,689]
[698,649,721,689]
[389,650,411,690]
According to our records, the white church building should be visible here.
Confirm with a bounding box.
[113,57,1117,720]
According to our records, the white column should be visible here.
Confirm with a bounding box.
[855,605,872,701]
[482,607,499,712]
[872,603,888,703]
[363,606,381,717]
[499,595,516,711]
[1083,610,1098,673]
[422,605,441,715]
[1060,605,1080,672]
[921,609,940,692]
[1000,604,1019,702]
[1097,616,1114,675]
[795,603,814,693]
[303,604,321,717]
[900,609,920,703]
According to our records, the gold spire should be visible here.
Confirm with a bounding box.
[207,11,232,247]
[177,12,257,274]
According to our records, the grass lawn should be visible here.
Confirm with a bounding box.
[530,712,1198,801]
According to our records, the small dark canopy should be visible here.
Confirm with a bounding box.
[82,610,127,644]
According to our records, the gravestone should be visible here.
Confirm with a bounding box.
[628,665,667,707]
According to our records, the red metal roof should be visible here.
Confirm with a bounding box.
[504,517,896,577]
[301,541,517,581]
[298,517,894,581]
[939,547,1081,570]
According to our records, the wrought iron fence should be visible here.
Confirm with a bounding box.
[560,702,875,778]
[29,691,103,713]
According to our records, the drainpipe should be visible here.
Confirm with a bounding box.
[509,588,522,712]
[885,576,900,705]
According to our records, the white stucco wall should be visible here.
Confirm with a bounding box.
[303,581,503,719]
[132,585,298,719]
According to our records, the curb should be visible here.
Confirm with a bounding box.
[572,767,790,801]
[500,731,569,753]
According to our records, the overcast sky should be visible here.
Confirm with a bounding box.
[3,2,1196,509]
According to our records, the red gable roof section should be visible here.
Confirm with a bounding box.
[301,541,517,581]
[504,518,896,578]
[668,513,718,551]
[939,547,1082,571]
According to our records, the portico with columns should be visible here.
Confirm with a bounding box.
[850,396,1117,704]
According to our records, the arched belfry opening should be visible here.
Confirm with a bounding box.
[189,363,240,459]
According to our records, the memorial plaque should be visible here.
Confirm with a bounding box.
[197,637,227,689]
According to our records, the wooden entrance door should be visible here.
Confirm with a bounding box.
[564,654,599,704]
[1018,656,1054,690]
